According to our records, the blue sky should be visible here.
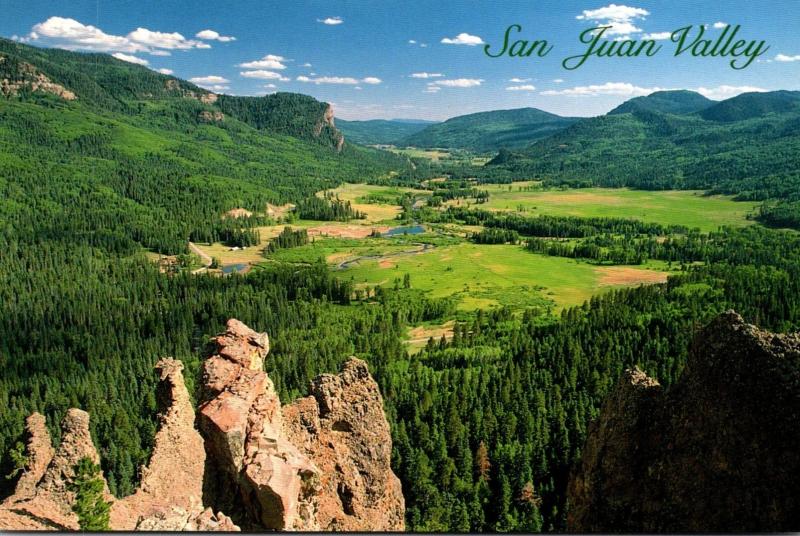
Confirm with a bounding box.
[1,0,799,120]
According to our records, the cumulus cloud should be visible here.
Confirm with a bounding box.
[553,78,564,83]
[506,85,536,91]
[296,75,381,85]
[240,70,290,81]
[318,17,343,25]
[576,4,649,37]
[541,81,664,97]
[157,68,174,75]
[302,62,312,67]
[712,22,728,29]
[408,39,417,44]
[112,52,148,65]
[509,77,532,83]
[238,54,288,70]
[695,85,767,100]
[411,72,444,78]
[190,75,230,85]
[441,33,485,46]
[430,78,483,88]
[26,16,210,54]
[195,29,236,42]
[641,31,672,40]
[775,53,800,62]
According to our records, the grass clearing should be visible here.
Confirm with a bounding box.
[321,183,427,223]
[462,186,759,232]
[340,242,674,311]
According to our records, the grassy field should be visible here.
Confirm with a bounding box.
[340,242,672,312]
[460,186,760,232]
[321,183,426,223]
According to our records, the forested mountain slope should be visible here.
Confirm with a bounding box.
[337,119,435,145]
[0,38,409,254]
[608,90,713,115]
[401,108,578,151]
[489,91,800,201]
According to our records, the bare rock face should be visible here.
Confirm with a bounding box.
[568,311,800,532]
[111,358,209,530]
[284,358,406,531]
[1,318,404,531]
[11,413,54,499]
[199,319,320,530]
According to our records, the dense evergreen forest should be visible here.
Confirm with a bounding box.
[2,38,800,533]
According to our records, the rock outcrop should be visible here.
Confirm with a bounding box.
[284,358,405,531]
[1,319,404,531]
[568,311,800,532]
[0,56,77,100]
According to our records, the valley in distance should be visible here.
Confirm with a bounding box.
[1,38,799,532]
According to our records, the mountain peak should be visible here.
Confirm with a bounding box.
[608,90,713,115]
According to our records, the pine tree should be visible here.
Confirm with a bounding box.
[69,457,111,531]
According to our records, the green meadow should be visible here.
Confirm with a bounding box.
[338,242,672,312]
[470,186,760,232]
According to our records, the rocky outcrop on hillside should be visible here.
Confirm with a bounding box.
[568,311,800,532]
[0,56,77,100]
[0,319,403,531]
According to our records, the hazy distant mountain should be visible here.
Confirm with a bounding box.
[400,108,579,151]
[608,90,714,116]
[336,119,436,145]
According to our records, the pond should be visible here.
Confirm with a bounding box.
[383,225,425,237]
[221,263,248,275]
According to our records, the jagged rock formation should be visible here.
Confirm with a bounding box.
[0,319,403,531]
[199,319,320,530]
[568,311,800,532]
[284,359,405,531]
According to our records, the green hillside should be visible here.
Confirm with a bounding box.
[490,92,800,202]
[0,38,409,254]
[401,107,578,151]
[337,118,435,145]
[608,90,713,115]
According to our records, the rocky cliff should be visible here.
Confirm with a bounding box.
[568,311,800,532]
[0,319,403,531]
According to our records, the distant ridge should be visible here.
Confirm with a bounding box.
[400,107,579,151]
[608,90,713,115]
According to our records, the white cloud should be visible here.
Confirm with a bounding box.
[127,27,209,50]
[509,77,532,83]
[150,50,171,56]
[408,39,417,44]
[420,43,428,48]
[112,52,148,65]
[695,85,767,100]
[203,85,229,91]
[423,86,441,94]
[238,54,288,70]
[411,72,444,79]
[553,78,564,83]
[441,33,485,46]
[264,83,277,88]
[296,75,381,85]
[302,62,312,67]
[157,68,174,75]
[712,22,728,29]
[576,4,649,37]
[430,78,483,88]
[240,70,290,81]
[190,75,230,85]
[195,29,236,42]
[641,31,672,40]
[506,85,537,91]
[541,81,664,97]
[775,54,800,62]
[318,17,344,25]
[26,16,210,54]
[354,86,363,90]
